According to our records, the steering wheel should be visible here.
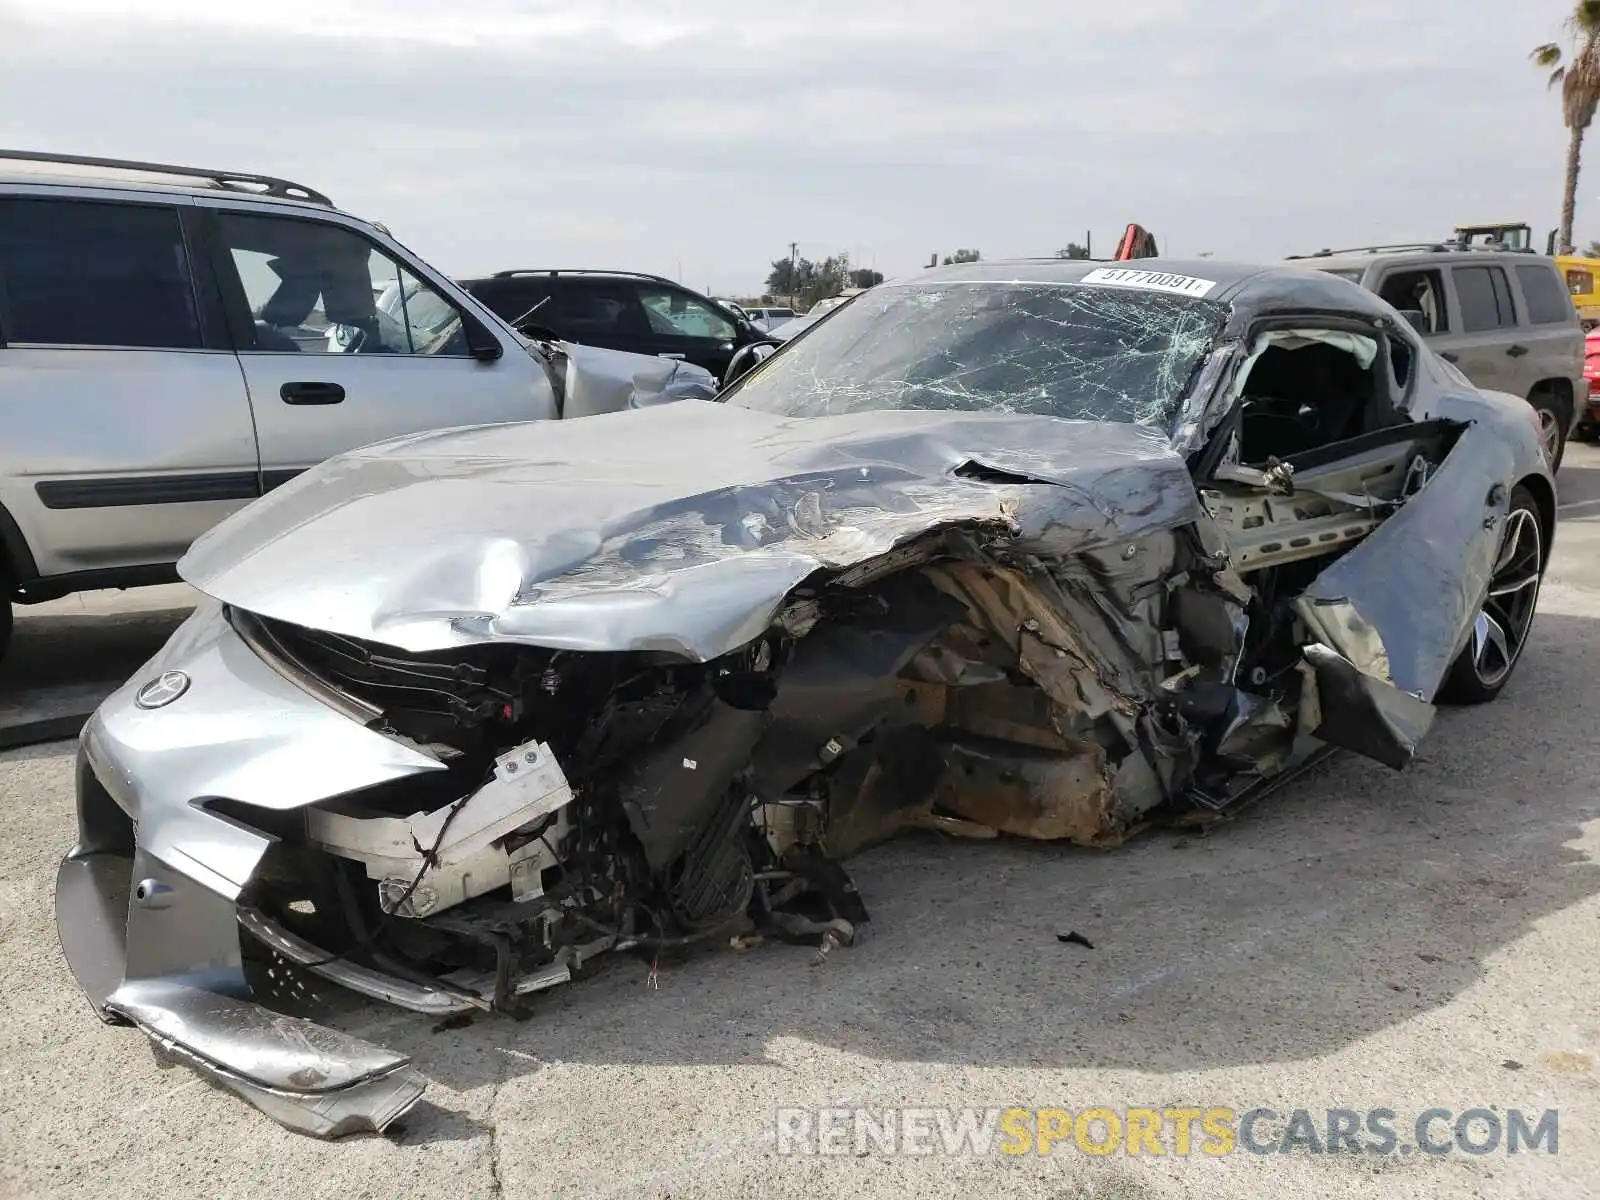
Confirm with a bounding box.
[1239,396,1323,462]
[721,338,784,390]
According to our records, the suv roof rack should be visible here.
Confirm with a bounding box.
[1287,240,1539,260]
[1287,242,1450,259]
[489,268,680,287]
[0,149,333,207]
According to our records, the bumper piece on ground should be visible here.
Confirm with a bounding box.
[108,980,426,1138]
[56,852,427,1139]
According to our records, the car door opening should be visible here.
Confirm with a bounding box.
[1233,328,1387,463]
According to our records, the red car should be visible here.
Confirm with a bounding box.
[1582,329,1600,439]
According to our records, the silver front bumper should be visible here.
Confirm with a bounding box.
[54,599,449,1137]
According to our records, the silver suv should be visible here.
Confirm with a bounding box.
[1288,243,1585,469]
[0,151,712,664]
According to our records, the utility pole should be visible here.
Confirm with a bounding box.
[789,241,798,309]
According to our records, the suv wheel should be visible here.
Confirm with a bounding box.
[0,593,10,669]
[1528,387,1569,471]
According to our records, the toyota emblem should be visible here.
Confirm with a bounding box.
[135,670,191,710]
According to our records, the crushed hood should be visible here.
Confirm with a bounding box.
[180,400,1203,661]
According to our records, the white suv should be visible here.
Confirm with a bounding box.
[0,151,713,663]
[743,306,799,330]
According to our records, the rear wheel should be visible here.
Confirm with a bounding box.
[0,593,10,669]
[1528,387,1569,471]
[1437,486,1544,705]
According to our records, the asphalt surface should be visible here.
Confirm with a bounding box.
[5,450,1600,1199]
[0,583,194,734]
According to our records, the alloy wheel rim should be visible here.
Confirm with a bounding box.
[1538,409,1561,462]
[1470,507,1542,688]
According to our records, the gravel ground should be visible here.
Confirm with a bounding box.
[4,453,1600,1200]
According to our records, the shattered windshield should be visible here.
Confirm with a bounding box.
[726,280,1226,426]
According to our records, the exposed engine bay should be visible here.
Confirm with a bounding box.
[227,418,1458,1015]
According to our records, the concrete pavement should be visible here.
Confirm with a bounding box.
[5,455,1600,1199]
[0,583,194,732]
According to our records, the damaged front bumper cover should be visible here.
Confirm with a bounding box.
[56,847,427,1138]
[53,604,454,1137]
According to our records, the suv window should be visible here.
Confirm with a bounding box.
[1516,263,1574,325]
[1453,265,1516,332]
[461,278,554,328]
[1376,268,1449,334]
[215,213,470,356]
[0,198,202,349]
[555,281,649,339]
[636,284,736,340]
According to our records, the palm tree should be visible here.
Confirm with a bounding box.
[1532,1,1600,254]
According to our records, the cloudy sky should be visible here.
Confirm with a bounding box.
[0,0,1584,295]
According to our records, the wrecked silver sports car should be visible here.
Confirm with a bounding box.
[57,259,1553,1136]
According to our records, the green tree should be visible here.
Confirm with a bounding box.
[849,268,884,288]
[805,256,850,306]
[941,249,981,265]
[1533,1,1600,254]
[1056,243,1091,260]
[767,255,857,306]
[766,256,812,296]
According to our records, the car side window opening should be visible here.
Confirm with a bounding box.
[1387,332,1414,391]
[215,213,468,356]
[1233,328,1385,464]
[0,198,203,349]
[635,284,736,341]
[1376,268,1448,335]
[385,268,471,355]
[1517,264,1575,325]
[1453,264,1516,333]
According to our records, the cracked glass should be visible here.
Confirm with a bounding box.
[726,281,1226,426]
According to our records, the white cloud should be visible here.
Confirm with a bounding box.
[5,0,692,47]
[0,0,1578,294]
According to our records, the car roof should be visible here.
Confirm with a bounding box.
[908,257,1264,291]
[0,151,343,216]
[897,256,1398,318]
[460,269,690,289]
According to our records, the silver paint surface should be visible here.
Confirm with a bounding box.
[178,399,1204,662]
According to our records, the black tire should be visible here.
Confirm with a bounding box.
[1528,387,1569,471]
[1437,486,1544,706]
[0,592,10,669]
